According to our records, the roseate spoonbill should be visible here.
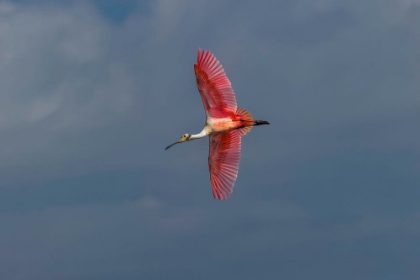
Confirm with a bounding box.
[165,48,269,200]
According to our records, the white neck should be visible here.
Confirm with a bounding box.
[189,127,209,140]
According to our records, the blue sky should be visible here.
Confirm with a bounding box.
[0,0,419,279]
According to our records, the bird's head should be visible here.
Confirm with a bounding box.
[165,133,191,150]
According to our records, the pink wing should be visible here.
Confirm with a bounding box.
[194,48,237,117]
[208,130,241,200]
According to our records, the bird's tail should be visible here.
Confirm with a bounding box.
[235,108,253,136]
[235,108,270,136]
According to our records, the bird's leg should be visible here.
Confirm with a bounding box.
[236,119,270,127]
[253,120,270,126]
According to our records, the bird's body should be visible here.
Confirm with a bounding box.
[166,48,269,200]
[208,117,235,132]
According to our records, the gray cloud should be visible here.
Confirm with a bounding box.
[0,0,419,279]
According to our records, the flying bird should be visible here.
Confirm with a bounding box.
[165,48,269,200]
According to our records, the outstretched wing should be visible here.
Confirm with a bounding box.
[194,48,237,117]
[208,130,241,200]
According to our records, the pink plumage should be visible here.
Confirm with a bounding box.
[208,130,241,200]
[194,48,237,117]
[165,48,269,200]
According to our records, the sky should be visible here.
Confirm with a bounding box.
[0,0,419,279]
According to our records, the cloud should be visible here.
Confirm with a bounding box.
[0,197,309,279]
[0,1,141,186]
[0,2,135,129]
[0,0,413,183]
[0,0,419,279]
[1,196,418,279]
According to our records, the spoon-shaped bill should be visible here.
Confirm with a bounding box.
[165,141,179,150]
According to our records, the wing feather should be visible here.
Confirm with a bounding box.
[194,48,237,117]
[208,130,241,200]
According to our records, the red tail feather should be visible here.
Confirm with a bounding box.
[235,108,253,136]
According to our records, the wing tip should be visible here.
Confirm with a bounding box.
[197,47,202,61]
[212,190,231,200]
[196,47,214,66]
[211,175,235,200]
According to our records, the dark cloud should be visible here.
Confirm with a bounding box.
[0,0,419,279]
